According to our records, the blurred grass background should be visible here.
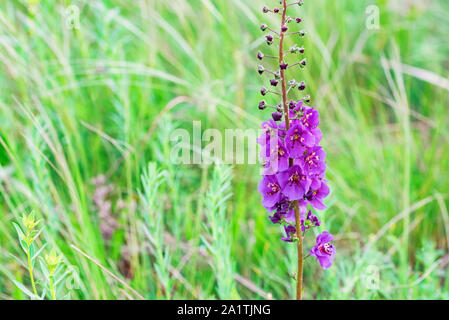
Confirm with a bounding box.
[1,0,449,299]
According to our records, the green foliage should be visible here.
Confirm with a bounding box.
[0,0,449,299]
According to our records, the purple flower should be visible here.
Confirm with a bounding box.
[261,138,289,174]
[300,107,319,129]
[281,225,296,242]
[258,175,282,210]
[306,210,321,227]
[301,146,326,175]
[304,181,330,210]
[285,124,315,158]
[277,165,311,201]
[310,231,335,269]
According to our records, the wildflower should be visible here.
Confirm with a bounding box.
[300,146,327,175]
[22,213,39,231]
[45,249,63,276]
[310,231,335,269]
[258,175,283,210]
[304,182,330,210]
[277,165,311,201]
[285,123,315,158]
[281,225,297,242]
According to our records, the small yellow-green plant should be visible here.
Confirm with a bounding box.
[11,213,44,299]
[44,249,63,300]
[12,213,71,300]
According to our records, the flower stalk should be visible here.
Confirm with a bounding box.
[257,0,335,300]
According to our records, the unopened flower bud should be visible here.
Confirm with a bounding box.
[299,30,306,37]
[299,47,305,54]
[288,80,297,87]
[289,100,296,109]
[259,100,267,110]
[260,88,267,96]
[296,17,302,23]
[281,25,288,32]
[257,51,264,60]
[258,66,265,75]
[273,8,280,13]
[266,34,274,42]
[276,104,283,112]
[280,62,288,70]
[300,59,307,67]
[270,78,279,87]
[272,111,283,121]
[298,81,306,91]
[303,95,311,103]
[260,24,268,31]
[263,7,269,13]
[274,71,280,79]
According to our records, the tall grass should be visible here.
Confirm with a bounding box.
[0,0,448,299]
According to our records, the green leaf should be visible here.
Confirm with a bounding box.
[12,280,39,300]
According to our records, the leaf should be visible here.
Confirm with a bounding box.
[12,222,28,254]
[8,253,27,268]
[12,280,39,300]
[31,243,47,261]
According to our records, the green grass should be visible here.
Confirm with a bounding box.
[1,0,449,299]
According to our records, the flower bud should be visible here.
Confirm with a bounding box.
[274,71,280,79]
[270,78,279,87]
[276,104,283,112]
[259,100,267,110]
[260,88,267,96]
[263,6,269,13]
[257,51,264,60]
[280,62,288,70]
[298,81,306,91]
[272,111,283,121]
[300,59,307,68]
[296,17,302,23]
[299,47,305,54]
[288,80,297,87]
[281,25,288,32]
[303,95,311,103]
[273,8,280,13]
[266,34,273,42]
[289,100,296,109]
[260,24,268,31]
[258,66,265,75]
[299,30,306,37]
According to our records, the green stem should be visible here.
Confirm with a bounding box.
[26,249,38,297]
[50,276,56,300]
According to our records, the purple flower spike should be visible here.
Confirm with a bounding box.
[285,124,315,158]
[258,175,282,210]
[310,231,335,269]
[277,165,310,201]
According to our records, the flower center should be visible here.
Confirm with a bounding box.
[267,182,280,195]
[319,243,333,255]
